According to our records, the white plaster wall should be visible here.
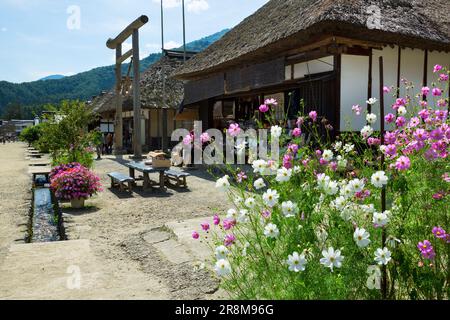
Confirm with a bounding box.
[399,48,425,99]
[285,65,292,81]
[372,46,399,131]
[340,55,369,131]
[293,56,334,79]
[427,51,450,101]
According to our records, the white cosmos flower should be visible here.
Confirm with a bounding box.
[270,125,283,138]
[322,149,334,161]
[323,180,339,195]
[397,106,407,116]
[276,167,292,183]
[264,223,280,238]
[287,252,307,272]
[252,159,267,174]
[373,211,390,227]
[214,259,232,276]
[320,247,344,272]
[374,247,392,265]
[371,171,389,188]
[238,209,250,223]
[263,189,279,207]
[244,197,256,208]
[226,208,238,219]
[334,141,343,151]
[361,125,374,138]
[360,203,375,214]
[348,178,365,193]
[293,165,301,174]
[281,201,299,218]
[337,156,348,169]
[366,98,378,105]
[317,173,331,189]
[330,196,347,211]
[366,113,377,124]
[253,178,266,190]
[343,143,355,153]
[353,228,371,248]
[215,245,229,260]
[233,196,243,206]
[215,175,230,191]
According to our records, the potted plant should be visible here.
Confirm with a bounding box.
[50,163,102,208]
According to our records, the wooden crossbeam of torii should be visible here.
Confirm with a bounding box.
[106,15,148,159]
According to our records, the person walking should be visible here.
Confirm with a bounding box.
[106,133,113,155]
[92,128,103,160]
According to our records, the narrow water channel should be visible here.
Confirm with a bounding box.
[29,175,63,243]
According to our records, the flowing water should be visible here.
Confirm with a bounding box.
[30,186,60,243]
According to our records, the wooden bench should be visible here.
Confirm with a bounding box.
[108,172,135,193]
[164,170,190,188]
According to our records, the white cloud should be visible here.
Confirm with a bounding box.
[153,0,209,13]
[1,27,7,32]
[187,0,209,13]
[164,40,181,49]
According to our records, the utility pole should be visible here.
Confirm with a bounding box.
[182,0,186,62]
[161,0,168,152]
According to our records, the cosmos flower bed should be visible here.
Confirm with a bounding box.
[194,65,449,300]
[50,162,102,201]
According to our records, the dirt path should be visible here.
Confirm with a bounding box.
[0,143,29,267]
[0,145,229,299]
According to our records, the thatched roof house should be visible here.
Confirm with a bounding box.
[173,0,450,133]
[91,52,186,114]
[175,0,450,79]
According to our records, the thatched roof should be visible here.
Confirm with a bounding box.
[174,0,450,79]
[91,54,186,114]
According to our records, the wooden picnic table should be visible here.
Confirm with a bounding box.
[29,159,51,167]
[124,162,167,191]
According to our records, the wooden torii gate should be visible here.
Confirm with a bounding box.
[106,15,148,158]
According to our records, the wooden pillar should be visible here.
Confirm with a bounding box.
[132,29,142,158]
[114,45,123,153]
[367,48,373,114]
[423,50,428,101]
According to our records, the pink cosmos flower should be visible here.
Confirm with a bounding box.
[292,127,302,137]
[437,99,448,108]
[228,123,241,137]
[439,73,449,82]
[433,64,443,73]
[408,117,420,128]
[261,210,271,219]
[383,86,391,93]
[420,100,428,108]
[395,98,407,107]
[442,173,450,183]
[265,98,278,106]
[396,116,406,127]
[432,192,445,200]
[384,131,397,144]
[352,105,362,115]
[283,154,293,169]
[201,222,210,232]
[385,113,395,123]
[329,161,338,171]
[395,156,411,171]
[430,128,444,140]
[319,158,328,166]
[417,240,435,260]
[183,134,193,145]
[309,111,318,122]
[315,150,322,157]
[367,137,381,146]
[418,109,430,120]
[421,87,430,96]
[259,104,269,113]
[435,110,448,121]
[236,171,247,183]
[413,128,428,141]
[200,132,211,144]
[192,231,200,240]
[213,215,220,225]
[224,234,236,247]
[432,88,442,96]
[385,144,397,157]
[288,143,299,154]
[296,117,304,127]
[223,219,236,231]
[432,227,447,239]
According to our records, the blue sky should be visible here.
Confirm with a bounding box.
[0,0,269,83]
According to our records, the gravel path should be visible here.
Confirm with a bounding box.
[0,145,229,299]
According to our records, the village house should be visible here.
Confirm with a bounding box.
[90,49,197,152]
[173,0,450,134]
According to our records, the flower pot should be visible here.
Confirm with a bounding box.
[70,198,86,209]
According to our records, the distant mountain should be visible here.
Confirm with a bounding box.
[39,75,66,81]
[0,29,229,118]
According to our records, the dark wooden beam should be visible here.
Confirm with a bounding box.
[396,46,402,98]
[423,49,428,101]
[367,48,373,113]
[334,54,342,133]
